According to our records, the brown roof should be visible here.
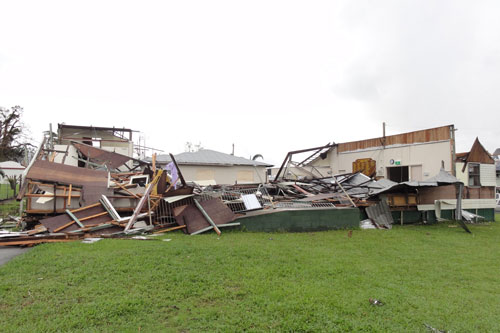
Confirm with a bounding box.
[456,138,494,165]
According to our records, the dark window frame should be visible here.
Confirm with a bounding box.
[468,163,481,187]
[386,165,409,183]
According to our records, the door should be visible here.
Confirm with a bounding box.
[410,165,423,181]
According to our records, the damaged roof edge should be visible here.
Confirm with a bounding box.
[71,141,151,167]
[151,149,273,167]
[58,124,137,133]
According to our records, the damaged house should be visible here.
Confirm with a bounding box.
[309,125,457,181]
[18,125,155,221]
[54,124,135,170]
[4,124,246,244]
[296,125,496,222]
[1,122,495,246]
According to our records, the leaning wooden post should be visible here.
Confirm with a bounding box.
[124,173,161,231]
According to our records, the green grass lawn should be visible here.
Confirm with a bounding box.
[0,183,17,201]
[1,221,500,332]
[0,199,20,217]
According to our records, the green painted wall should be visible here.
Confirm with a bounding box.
[390,211,424,225]
[463,208,495,221]
[389,208,495,224]
[238,208,360,232]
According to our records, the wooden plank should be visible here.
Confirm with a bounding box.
[25,194,80,198]
[153,225,186,234]
[27,225,48,235]
[291,184,313,196]
[124,172,161,231]
[54,220,77,233]
[40,205,111,232]
[334,178,356,207]
[71,202,101,213]
[68,184,72,206]
[0,239,76,246]
[113,181,140,199]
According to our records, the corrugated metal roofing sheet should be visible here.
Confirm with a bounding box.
[154,149,273,167]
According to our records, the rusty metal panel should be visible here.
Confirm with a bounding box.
[173,199,235,234]
[27,160,108,187]
[72,142,132,169]
[39,205,111,232]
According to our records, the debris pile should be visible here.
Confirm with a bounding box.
[0,132,478,246]
[1,140,387,246]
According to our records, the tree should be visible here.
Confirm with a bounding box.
[185,142,203,152]
[0,105,28,162]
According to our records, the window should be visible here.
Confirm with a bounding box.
[129,175,149,187]
[387,166,409,183]
[468,163,480,186]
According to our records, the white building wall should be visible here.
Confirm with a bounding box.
[480,164,496,186]
[267,166,332,180]
[455,162,496,187]
[0,161,25,185]
[53,144,79,166]
[324,141,452,179]
[177,165,267,185]
[59,129,134,159]
[455,162,468,185]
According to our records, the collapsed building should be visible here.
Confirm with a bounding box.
[0,124,495,246]
[296,125,496,223]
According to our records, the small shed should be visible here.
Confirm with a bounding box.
[0,161,25,184]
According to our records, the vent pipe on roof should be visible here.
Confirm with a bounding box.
[231,143,234,155]
[382,122,386,146]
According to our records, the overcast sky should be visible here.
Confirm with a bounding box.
[1,0,499,165]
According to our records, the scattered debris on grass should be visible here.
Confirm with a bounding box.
[369,298,384,306]
[424,323,448,332]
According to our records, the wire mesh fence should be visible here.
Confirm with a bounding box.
[0,183,18,201]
